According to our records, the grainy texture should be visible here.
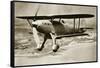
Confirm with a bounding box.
[14,2,97,66]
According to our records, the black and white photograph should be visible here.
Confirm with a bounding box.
[11,1,97,67]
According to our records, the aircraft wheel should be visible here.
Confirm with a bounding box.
[36,45,44,51]
[53,45,59,52]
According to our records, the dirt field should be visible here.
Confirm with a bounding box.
[15,28,97,66]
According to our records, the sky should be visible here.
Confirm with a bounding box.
[14,1,97,28]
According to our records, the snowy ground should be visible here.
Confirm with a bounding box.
[14,28,97,66]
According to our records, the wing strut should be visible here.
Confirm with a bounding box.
[59,18,61,22]
[78,18,80,31]
[73,18,75,32]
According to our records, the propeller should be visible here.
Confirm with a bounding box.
[32,27,41,49]
[32,6,42,50]
[33,5,40,21]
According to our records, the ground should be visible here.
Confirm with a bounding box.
[15,28,97,66]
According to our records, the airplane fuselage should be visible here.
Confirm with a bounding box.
[34,20,86,36]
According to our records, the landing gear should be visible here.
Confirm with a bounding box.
[35,32,59,52]
[50,33,59,52]
[36,44,44,51]
[32,27,47,51]
[52,45,59,52]
[36,35,47,51]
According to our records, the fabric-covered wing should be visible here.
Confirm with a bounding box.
[16,14,94,20]
[16,16,51,20]
[52,14,94,19]
[56,33,89,39]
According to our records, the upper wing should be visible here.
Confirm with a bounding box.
[52,14,94,19]
[16,14,94,20]
[16,16,51,20]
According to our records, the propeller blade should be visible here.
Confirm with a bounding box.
[35,5,40,17]
[33,5,40,21]
[32,27,41,49]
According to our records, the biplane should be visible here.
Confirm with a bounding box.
[16,7,94,52]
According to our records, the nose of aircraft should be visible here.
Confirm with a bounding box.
[32,24,38,28]
[32,21,38,28]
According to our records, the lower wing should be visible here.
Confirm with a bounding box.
[56,33,89,39]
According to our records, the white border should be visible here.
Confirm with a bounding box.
[0,0,99,68]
